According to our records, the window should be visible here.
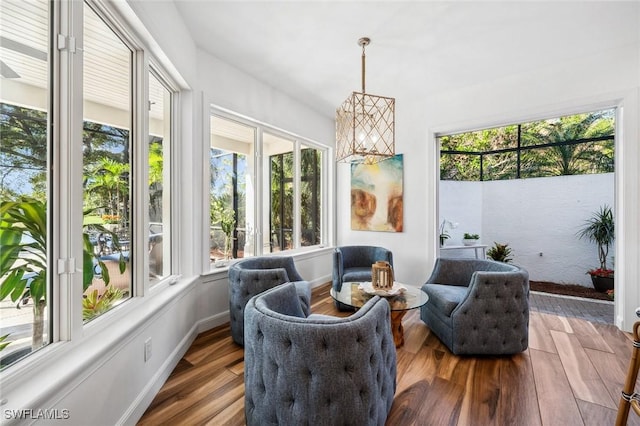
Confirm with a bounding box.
[148,70,172,284]
[265,132,295,252]
[209,115,254,263]
[209,110,327,270]
[0,0,178,369]
[0,0,51,368]
[439,109,615,181]
[299,145,321,247]
[82,3,133,321]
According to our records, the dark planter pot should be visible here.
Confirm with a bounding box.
[590,275,614,293]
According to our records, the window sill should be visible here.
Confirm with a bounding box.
[204,245,333,278]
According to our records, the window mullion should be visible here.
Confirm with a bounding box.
[255,127,263,256]
[293,141,301,248]
[54,0,85,341]
[133,50,148,296]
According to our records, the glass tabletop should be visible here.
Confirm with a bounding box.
[330,282,429,311]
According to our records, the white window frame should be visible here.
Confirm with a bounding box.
[147,65,180,288]
[1,0,182,382]
[206,106,330,271]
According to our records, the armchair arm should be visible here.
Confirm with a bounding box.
[453,270,529,316]
[375,247,393,267]
[449,270,530,354]
[332,249,344,289]
[281,256,304,282]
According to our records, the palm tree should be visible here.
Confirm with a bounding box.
[85,157,130,225]
[521,111,614,176]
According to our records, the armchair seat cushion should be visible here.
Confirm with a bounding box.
[423,284,467,317]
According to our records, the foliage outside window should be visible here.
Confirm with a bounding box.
[0,0,51,368]
[209,148,247,262]
[271,147,321,250]
[147,70,172,284]
[81,2,133,321]
[439,109,615,181]
[267,133,295,252]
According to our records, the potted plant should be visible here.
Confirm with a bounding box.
[462,233,480,246]
[577,205,614,292]
[439,219,457,247]
[487,242,513,263]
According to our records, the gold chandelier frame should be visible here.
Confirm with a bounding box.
[336,37,395,164]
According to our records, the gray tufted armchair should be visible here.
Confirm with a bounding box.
[420,258,530,355]
[332,245,393,311]
[244,282,397,426]
[228,256,311,346]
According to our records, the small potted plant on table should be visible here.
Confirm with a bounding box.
[462,233,480,246]
[577,205,614,292]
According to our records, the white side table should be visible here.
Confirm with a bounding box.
[440,244,488,259]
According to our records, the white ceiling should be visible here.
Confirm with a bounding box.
[174,1,638,119]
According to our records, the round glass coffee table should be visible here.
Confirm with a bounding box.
[330,282,429,347]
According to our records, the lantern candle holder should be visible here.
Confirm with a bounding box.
[372,261,394,290]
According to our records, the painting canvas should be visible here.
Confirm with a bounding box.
[351,154,403,232]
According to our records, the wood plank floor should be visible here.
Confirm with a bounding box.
[139,284,640,425]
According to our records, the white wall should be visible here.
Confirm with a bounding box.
[440,174,615,287]
[337,3,640,330]
[439,181,482,247]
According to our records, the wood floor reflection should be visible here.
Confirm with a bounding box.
[139,283,640,425]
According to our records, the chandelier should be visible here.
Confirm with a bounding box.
[336,37,395,164]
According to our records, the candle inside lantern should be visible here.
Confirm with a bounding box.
[372,261,394,290]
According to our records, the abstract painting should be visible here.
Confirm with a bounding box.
[351,154,403,232]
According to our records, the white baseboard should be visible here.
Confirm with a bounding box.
[309,274,331,288]
[197,311,231,333]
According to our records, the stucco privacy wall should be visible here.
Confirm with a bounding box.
[438,181,482,248]
[440,173,615,287]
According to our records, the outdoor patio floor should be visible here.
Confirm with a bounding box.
[530,290,614,324]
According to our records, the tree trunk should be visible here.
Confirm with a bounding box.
[32,299,45,350]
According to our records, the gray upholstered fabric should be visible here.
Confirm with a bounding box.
[332,246,393,311]
[420,258,530,355]
[244,283,397,426]
[228,256,311,346]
